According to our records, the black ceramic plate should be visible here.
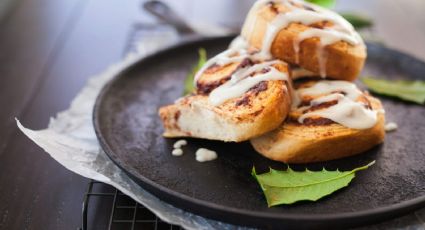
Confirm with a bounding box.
[93,36,425,229]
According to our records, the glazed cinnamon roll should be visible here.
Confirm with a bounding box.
[159,48,293,142]
[250,80,385,163]
[241,0,366,81]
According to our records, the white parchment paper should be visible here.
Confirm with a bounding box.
[16,26,249,230]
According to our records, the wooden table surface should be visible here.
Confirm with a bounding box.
[0,0,424,229]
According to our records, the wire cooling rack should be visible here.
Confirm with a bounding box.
[79,22,183,230]
[80,180,181,230]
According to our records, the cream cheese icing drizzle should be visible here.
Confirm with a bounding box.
[229,35,250,50]
[294,81,378,129]
[193,48,250,84]
[291,67,317,79]
[193,36,288,106]
[242,0,363,77]
[194,0,363,106]
[209,61,288,106]
[294,28,360,77]
[297,80,362,100]
[194,36,258,84]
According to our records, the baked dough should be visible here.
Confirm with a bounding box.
[159,60,292,142]
[250,80,385,163]
[241,0,366,81]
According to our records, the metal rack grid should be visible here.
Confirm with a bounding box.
[80,180,181,230]
[79,22,185,230]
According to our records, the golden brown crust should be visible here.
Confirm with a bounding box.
[158,62,292,142]
[241,2,366,81]
[250,82,385,163]
[196,62,240,95]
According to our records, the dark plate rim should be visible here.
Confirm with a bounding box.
[93,35,425,226]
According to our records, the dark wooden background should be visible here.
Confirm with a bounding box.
[0,0,424,229]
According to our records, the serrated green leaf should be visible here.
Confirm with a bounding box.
[183,48,207,95]
[252,161,375,207]
[362,77,425,104]
[305,0,335,9]
[340,12,373,29]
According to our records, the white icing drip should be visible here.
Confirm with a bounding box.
[296,80,362,103]
[297,28,359,46]
[296,92,343,111]
[298,95,378,129]
[385,122,398,132]
[291,67,317,79]
[260,3,361,59]
[172,148,183,156]
[242,0,363,77]
[195,0,364,107]
[195,148,217,162]
[229,36,249,50]
[295,81,378,130]
[209,61,288,106]
[296,28,360,77]
[293,41,300,63]
[310,92,344,105]
[291,0,361,39]
[193,38,288,107]
[195,35,272,87]
[291,89,301,108]
[231,61,280,83]
[173,139,187,148]
[193,49,249,84]
[194,36,267,86]
[317,44,327,78]
[172,139,187,156]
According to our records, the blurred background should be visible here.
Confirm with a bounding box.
[0,0,424,229]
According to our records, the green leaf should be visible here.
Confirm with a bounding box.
[252,161,375,207]
[362,77,425,104]
[183,48,207,95]
[340,12,373,29]
[305,0,335,9]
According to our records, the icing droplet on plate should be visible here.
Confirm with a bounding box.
[172,148,184,156]
[196,148,217,162]
[173,139,187,148]
[385,122,398,132]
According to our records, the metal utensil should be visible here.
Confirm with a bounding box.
[143,1,196,36]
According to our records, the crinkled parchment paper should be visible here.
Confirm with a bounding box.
[16,28,249,230]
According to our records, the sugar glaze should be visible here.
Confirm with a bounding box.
[242,0,363,77]
[294,81,379,129]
